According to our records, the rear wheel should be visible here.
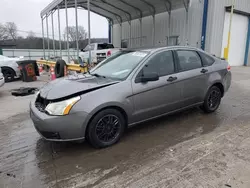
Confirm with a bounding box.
[87,109,126,148]
[2,67,15,82]
[201,86,222,113]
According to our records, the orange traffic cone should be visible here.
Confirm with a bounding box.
[50,67,56,80]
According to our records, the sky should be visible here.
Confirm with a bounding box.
[0,0,108,39]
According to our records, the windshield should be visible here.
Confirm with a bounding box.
[90,51,149,80]
[97,43,114,50]
[84,44,95,51]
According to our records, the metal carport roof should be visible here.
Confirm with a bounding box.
[41,0,190,24]
[40,0,191,63]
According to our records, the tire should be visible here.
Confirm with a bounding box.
[55,60,66,78]
[87,109,126,148]
[2,67,15,82]
[201,86,222,113]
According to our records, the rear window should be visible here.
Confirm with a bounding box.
[176,50,202,71]
[97,43,114,50]
[198,52,215,66]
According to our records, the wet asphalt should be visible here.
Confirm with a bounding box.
[1,67,250,188]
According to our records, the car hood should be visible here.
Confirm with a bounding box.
[40,74,120,100]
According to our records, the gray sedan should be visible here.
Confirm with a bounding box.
[30,46,231,148]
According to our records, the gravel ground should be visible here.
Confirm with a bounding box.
[1,67,250,188]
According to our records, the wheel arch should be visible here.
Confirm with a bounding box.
[1,66,17,76]
[212,82,224,97]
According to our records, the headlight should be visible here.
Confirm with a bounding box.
[45,96,81,116]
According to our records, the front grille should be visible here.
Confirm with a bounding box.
[35,94,50,113]
[97,53,106,56]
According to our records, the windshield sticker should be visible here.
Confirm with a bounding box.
[132,52,147,57]
[112,69,130,76]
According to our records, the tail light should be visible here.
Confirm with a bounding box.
[227,64,231,71]
[107,50,111,57]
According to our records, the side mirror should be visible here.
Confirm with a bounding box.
[137,72,159,83]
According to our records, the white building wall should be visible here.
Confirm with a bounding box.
[206,0,250,56]
[112,0,203,49]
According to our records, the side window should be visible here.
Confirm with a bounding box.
[141,51,175,77]
[176,50,202,71]
[198,52,215,66]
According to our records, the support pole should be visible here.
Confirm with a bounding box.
[201,0,209,50]
[224,0,236,60]
[58,7,62,57]
[65,0,70,63]
[87,0,91,65]
[108,19,112,43]
[183,0,189,45]
[140,18,142,47]
[46,15,50,53]
[244,17,250,66]
[186,10,189,45]
[168,11,171,46]
[120,23,123,48]
[152,15,155,47]
[75,0,79,60]
[41,17,45,59]
[129,22,132,48]
[51,12,56,57]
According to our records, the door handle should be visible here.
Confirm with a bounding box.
[167,76,177,82]
[201,69,208,73]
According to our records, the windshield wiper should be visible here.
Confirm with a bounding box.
[90,73,106,78]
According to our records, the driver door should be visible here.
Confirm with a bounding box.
[131,50,182,123]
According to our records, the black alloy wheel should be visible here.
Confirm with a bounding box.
[201,86,222,113]
[87,109,125,148]
[95,115,121,142]
[2,68,15,82]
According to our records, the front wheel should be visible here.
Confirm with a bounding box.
[87,109,126,148]
[2,67,15,82]
[201,86,222,113]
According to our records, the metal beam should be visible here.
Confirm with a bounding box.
[46,15,50,53]
[75,0,79,60]
[183,0,189,11]
[139,0,156,15]
[165,0,172,46]
[87,0,91,65]
[65,0,70,63]
[51,11,56,57]
[41,17,46,59]
[101,0,132,21]
[139,18,143,47]
[129,22,132,48]
[119,0,143,18]
[85,2,123,23]
[152,15,155,47]
[78,6,114,23]
[139,0,156,47]
[57,6,62,57]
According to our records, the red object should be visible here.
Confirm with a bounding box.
[107,50,111,57]
[39,65,43,74]
[227,64,231,71]
[64,66,68,76]
[50,67,56,80]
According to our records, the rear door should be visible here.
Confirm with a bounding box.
[131,50,183,123]
[174,50,211,107]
